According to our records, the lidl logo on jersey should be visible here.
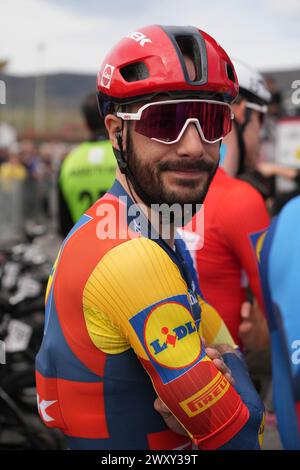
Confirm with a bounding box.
[130,294,204,384]
[149,320,197,356]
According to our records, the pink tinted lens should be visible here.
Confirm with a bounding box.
[134,101,232,142]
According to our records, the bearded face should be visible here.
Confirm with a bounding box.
[125,128,220,208]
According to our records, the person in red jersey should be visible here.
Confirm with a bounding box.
[183,166,270,348]
[182,60,271,349]
[222,59,271,180]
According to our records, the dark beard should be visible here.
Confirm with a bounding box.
[125,131,219,209]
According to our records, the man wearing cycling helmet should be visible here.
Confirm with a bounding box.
[36,25,264,450]
[222,60,271,184]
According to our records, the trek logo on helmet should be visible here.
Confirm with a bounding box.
[99,64,115,89]
[127,31,152,47]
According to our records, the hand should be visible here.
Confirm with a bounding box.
[238,300,269,351]
[154,398,188,436]
[256,162,276,178]
[154,341,236,436]
[203,340,235,385]
[257,162,297,181]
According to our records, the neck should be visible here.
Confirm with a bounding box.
[116,171,176,249]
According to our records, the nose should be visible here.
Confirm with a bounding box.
[176,122,205,158]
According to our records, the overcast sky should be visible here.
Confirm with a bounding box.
[1,0,300,75]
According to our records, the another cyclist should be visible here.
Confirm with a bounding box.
[58,93,116,237]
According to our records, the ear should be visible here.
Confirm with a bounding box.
[104,114,123,150]
[233,100,247,125]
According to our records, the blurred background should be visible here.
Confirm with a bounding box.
[0,0,299,450]
[0,0,300,240]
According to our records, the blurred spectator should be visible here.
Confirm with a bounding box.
[0,122,17,149]
[257,162,300,214]
[57,93,116,237]
[222,60,275,201]
[265,77,282,118]
[19,140,41,178]
[0,147,8,166]
[181,61,272,347]
[0,152,27,180]
[222,60,271,179]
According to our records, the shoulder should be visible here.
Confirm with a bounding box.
[276,195,300,226]
[83,237,188,333]
[264,195,300,261]
[60,143,88,174]
[98,237,182,286]
[64,143,88,161]
[223,171,264,204]
[56,192,184,291]
[217,171,268,220]
[207,168,264,204]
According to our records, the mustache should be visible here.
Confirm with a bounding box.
[159,158,215,172]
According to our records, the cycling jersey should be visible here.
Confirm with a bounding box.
[58,140,116,236]
[36,179,264,450]
[255,196,300,449]
[182,167,270,345]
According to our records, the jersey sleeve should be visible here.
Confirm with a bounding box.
[220,182,270,311]
[83,237,263,449]
[259,199,300,449]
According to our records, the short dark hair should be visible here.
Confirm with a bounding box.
[81,93,107,136]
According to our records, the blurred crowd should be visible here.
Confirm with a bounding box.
[0,59,300,448]
[0,138,75,244]
[0,74,298,242]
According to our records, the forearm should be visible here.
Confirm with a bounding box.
[142,348,250,450]
[154,349,265,450]
[218,352,265,449]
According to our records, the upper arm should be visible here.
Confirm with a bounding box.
[83,237,250,449]
[221,184,270,309]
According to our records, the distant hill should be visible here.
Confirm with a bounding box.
[1,68,299,110]
[0,72,98,138]
[0,72,97,109]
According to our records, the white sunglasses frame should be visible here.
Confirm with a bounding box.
[116,99,234,145]
[245,102,268,114]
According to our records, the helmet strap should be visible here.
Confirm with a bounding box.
[235,107,252,175]
[113,129,156,209]
[113,132,128,173]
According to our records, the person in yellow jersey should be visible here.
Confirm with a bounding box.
[0,152,27,181]
[58,93,116,237]
[36,25,265,450]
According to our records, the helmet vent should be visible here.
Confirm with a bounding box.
[226,63,236,83]
[174,35,202,82]
[120,61,149,82]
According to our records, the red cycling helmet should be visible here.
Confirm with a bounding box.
[97,25,238,116]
